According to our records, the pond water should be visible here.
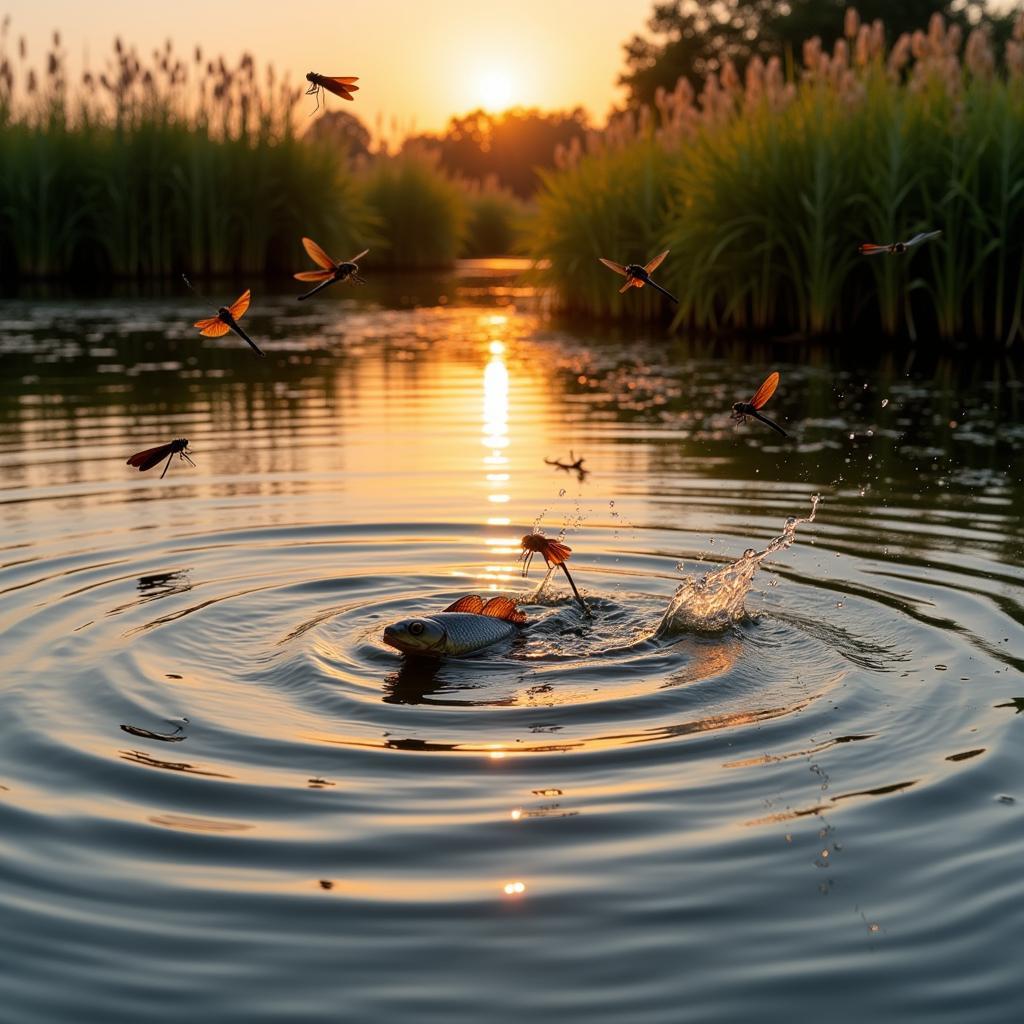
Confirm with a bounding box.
[1,265,1022,1022]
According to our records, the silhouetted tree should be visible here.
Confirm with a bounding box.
[407,107,590,197]
[620,1,1013,107]
[305,109,372,160]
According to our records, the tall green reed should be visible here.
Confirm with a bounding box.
[0,29,369,280]
[526,9,1024,344]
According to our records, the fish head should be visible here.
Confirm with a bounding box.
[383,616,447,657]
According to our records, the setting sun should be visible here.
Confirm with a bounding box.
[476,67,516,111]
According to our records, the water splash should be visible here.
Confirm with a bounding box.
[657,496,821,636]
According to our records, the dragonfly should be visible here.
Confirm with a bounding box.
[520,533,591,617]
[126,438,195,479]
[305,73,359,113]
[732,371,789,438]
[858,230,941,256]
[598,250,678,303]
[193,289,264,356]
[294,237,369,300]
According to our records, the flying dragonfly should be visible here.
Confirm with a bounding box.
[598,250,678,303]
[294,237,369,300]
[732,371,789,438]
[520,532,590,617]
[193,289,264,356]
[305,73,359,113]
[858,230,941,256]
[126,438,195,479]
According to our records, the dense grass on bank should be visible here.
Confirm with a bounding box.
[526,11,1024,343]
[0,31,520,280]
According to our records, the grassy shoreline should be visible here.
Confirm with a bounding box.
[525,10,1024,344]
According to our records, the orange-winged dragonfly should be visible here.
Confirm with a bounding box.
[126,439,195,479]
[294,237,369,300]
[732,371,788,438]
[598,250,677,302]
[859,230,941,256]
[193,289,264,356]
[305,73,359,113]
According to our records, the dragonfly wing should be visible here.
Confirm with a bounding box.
[905,230,941,248]
[228,289,251,320]
[619,280,635,294]
[644,250,669,274]
[320,78,358,99]
[294,270,334,281]
[197,318,231,338]
[749,371,780,410]
[127,443,174,471]
[302,236,336,270]
[858,243,890,255]
[598,258,628,277]
[348,249,370,264]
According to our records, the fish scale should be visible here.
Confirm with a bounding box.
[424,613,518,654]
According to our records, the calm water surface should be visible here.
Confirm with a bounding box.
[1,266,1022,1022]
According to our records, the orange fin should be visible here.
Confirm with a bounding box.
[480,597,527,624]
[444,595,485,614]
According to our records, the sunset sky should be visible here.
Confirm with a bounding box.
[3,0,650,138]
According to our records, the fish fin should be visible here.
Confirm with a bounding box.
[444,595,485,614]
[481,597,527,624]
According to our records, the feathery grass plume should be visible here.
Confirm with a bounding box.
[525,8,1024,343]
[0,25,368,280]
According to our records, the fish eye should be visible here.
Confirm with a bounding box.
[408,621,425,636]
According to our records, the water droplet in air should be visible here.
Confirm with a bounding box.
[881,398,889,408]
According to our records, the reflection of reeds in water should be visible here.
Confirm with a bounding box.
[527,9,1024,342]
[0,22,367,279]
[657,496,820,635]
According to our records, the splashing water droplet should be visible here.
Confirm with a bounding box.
[657,497,821,635]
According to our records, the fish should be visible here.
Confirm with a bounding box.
[193,289,264,356]
[858,230,941,256]
[382,595,527,658]
[126,438,195,479]
[305,72,359,113]
[598,250,678,303]
[294,237,369,300]
[731,370,788,438]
